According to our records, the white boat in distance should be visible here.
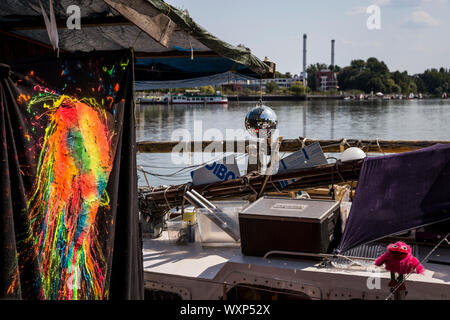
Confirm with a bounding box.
[171,91,228,105]
[137,95,169,104]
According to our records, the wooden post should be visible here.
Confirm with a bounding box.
[258,136,283,198]
[222,282,227,300]
[246,142,259,173]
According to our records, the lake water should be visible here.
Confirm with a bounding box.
[136,99,450,187]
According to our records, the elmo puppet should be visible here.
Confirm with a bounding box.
[375,241,424,291]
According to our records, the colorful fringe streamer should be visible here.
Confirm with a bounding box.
[27,95,113,299]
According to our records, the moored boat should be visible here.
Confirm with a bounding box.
[138,138,450,300]
[137,95,169,104]
[171,91,228,104]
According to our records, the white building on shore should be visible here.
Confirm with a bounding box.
[223,74,306,91]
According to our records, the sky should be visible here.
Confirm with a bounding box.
[165,0,450,75]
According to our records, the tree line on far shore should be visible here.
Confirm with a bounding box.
[139,57,449,97]
[306,57,449,96]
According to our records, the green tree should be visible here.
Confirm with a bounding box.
[200,85,215,95]
[306,63,328,91]
[338,57,395,93]
[265,81,279,94]
[298,56,450,96]
[366,57,389,74]
[417,68,450,95]
[274,71,288,78]
[242,87,253,95]
[290,81,306,95]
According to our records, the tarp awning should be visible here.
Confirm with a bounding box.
[0,0,273,80]
[338,144,450,253]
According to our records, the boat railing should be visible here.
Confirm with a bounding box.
[137,138,450,154]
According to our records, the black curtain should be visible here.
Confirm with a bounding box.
[0,49,143,300]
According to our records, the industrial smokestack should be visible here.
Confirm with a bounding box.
[331,39,335,68]
[302,34,307,86]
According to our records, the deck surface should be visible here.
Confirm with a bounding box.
[142,232,450,286]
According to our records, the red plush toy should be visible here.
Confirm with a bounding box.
[375,241,424,291]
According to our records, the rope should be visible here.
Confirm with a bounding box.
[180,183,190,219]
[165,3,172,16]
[138,165,151,188]
[356,140,363,149]
[163,186,173,211]
[137,152,238,177]
[332,254,372,267]
[188,37,194,60]
[160,19,172,43]
[131,30,143,48]
[301,137,308,149]
[241,176,259,197]
[269,175,282,193]
[384,231,450,300]
[339,138,348,152]
[334,162,346,183]
[376,138,385,155]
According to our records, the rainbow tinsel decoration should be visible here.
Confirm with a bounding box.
[27,95,114,299]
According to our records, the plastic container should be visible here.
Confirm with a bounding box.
[196,200,248,247]
[166,217,184,243]
[166,217,198,244]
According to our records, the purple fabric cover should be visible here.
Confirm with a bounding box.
[338,144,450,253]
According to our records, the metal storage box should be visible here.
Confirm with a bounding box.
[238,197,340,256]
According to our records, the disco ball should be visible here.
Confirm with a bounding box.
[244,105,278,137]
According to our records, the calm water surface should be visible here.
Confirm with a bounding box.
[136,99,450,186]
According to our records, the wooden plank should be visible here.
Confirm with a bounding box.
[104,0,176,48]
[136,139,450,154]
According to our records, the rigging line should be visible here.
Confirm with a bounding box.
[164,2,172,16]
[137,167,187,177]
[301,137,308,149]
[149,177,190,182]
[137,165,151,188]
[138,153,247,170]
[384,231,450,300]
[138,162,206,177]
[180,183,191,219]
[269,175,282,193]
[163,186,174,211]
[259,76,263,105]
[376,138,385,155]
[131,30,143,48]
[188,37,194,60]
[143,177,189,183]
[137,169,189,181]
[138,153,248,177]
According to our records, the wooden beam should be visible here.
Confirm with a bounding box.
[136,139,450,154]
[104,0,175,48]
[0,29,67,53]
